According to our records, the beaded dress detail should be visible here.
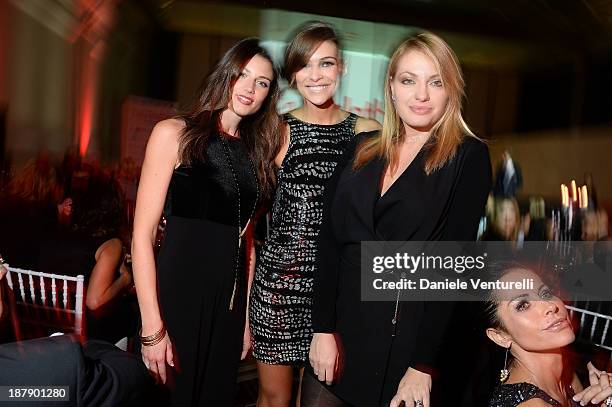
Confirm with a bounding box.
[249,112,357,364]
[489,383,580,407]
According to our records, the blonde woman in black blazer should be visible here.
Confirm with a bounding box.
[308,32,492,407]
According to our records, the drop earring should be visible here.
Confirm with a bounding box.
[500,345,510,382]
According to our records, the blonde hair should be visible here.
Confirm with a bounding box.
[354,32,477,174]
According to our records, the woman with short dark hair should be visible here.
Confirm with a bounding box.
[249,21,380,407]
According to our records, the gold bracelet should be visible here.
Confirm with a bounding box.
[140,326,164,343]
[141,330,165,347]
[142,332,165,347]
[140,325,165,346]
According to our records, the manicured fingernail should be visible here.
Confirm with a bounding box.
[170,361,174,367]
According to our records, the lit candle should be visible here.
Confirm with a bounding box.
[581,186,588,209]
[571,180,577,202]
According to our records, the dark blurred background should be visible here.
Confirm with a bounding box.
[0,0,609,213]
[1,0,611,208]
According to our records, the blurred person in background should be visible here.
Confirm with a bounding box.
[37,175,136,343]
[483,198,524,242]
[493,150,523,199]
[0,151,68,269]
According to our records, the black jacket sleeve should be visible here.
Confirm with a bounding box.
[312,131,376,333]
[410,139,492,370]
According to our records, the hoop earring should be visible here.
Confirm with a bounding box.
[500,345,510,383]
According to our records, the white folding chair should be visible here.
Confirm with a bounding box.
[5,265,85,339]
[567,304,612,354]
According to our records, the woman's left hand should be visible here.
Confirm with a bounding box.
[390,367,432,407]
[241,319,251,360]
[573,362,612,406]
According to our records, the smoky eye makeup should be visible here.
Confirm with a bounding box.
[507,293,529,312]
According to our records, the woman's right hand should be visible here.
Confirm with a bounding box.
[309,332,339,385]
[141,329,174,385]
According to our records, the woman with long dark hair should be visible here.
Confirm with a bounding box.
[308,32,492,406]
[131,38,282,406]
[248,21,380,407]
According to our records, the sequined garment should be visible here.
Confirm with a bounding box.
[249,112,357,364]
[489,383,580,407]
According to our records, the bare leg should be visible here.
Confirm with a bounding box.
[256,361,293,407]
[296,367,304,407]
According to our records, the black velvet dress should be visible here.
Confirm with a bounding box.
[313,131,492,406]
[156,134,259,406]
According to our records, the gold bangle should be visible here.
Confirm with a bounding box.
[140,325,165,346]
[141,327,164,343]
[141,331,165,347]
[142,332,165,347]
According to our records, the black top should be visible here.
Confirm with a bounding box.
[489,382,580,407]
[313,131,492,406]
[166,135,257,230]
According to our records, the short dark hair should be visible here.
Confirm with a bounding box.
[483,261,528,331]
[283,21,342,87]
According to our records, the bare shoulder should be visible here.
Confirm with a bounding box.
[95,238,122,260]
[149,118,184,145]
[144,118,184,167]
[355,116,382,133]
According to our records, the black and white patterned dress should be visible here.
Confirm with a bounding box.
[249,112,357,364]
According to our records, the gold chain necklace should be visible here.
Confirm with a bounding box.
[219,135,259,310]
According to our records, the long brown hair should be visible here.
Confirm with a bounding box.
[283,21,342,87]
[354,32,477,174]
[178,38,282,199]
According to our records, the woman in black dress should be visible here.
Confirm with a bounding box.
[131,38,282,406]
[485,263,612,407]
[308,32,492,406]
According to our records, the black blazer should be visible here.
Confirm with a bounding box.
[313,131,492,406]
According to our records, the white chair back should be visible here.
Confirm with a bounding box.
[5,265,85,338]
[567,304,612,353]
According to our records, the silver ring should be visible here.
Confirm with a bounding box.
[604,396,612,407]
[414,401,424,407]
